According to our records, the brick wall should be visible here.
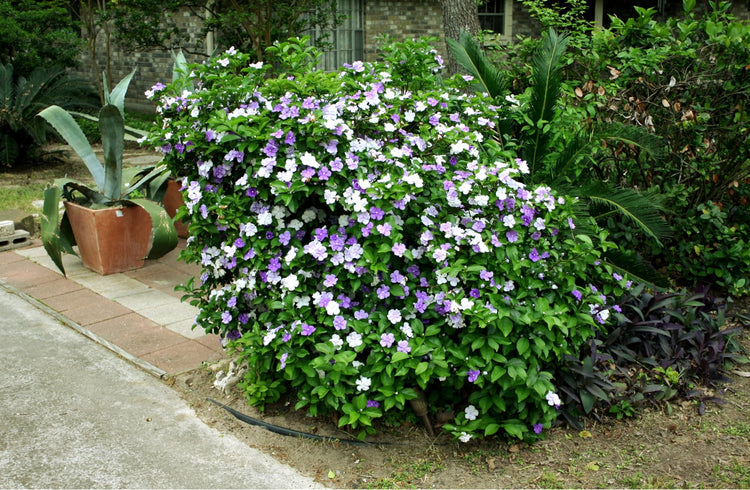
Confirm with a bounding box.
[71,7,207,113]
[364,0,445,61]
[74,0,749,111]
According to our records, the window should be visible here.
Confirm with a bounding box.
[307,0,364,71]
[478,0,507,35]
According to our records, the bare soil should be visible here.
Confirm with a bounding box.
[167,318,750,489]
[6,147,750,489]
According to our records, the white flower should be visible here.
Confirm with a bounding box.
[326,300,340,316]
[387,309,402,324]
[502,215,516,228]
[284,247,297,264]
[400,323,413,338]
[330,334,343,350]
[355,376,371,392]
[458,432,473,443]
[300,151,319,168]
[257,211,273,226]
[346,331,363,348]
[281,274,299,291]
[546,391,562,407]
[324,189,339,205]
[301,209,317,223]
[464,405,479,421]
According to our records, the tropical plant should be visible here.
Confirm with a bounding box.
[0,62,98,167]
[447,28,671,286]
[38,69,177,276]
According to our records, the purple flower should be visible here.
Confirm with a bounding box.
[323,274,338,287]
[469,288,480,298]
[333,315,347,330]
[366,400,380,408]
[506,230,518,243]
[376,223,392,236]
[467,369,480,383]
[533,423,543,435]
[284,131,296,145]
[392,242,407,257]
[380,333,395,348]
[613,272,623,281]
[279,352,289,369]
[572,289,582,301]
[246,187,258,197]
[529,248,540,262]
[396,340,411,353]
[376,284,391,299]
[221,311,232,324]
[234,238,245,248]
[300,323,316,336]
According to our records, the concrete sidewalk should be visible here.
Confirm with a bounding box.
[0,286,321,488]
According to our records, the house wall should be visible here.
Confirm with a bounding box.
[73,0,749,112]
[71,8,207,113]
[363,0,445,61]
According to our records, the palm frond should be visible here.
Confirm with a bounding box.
[545,122,666,186]
[524,28,569,175]
[582,182,672,245]
[602,249,671,291]
[446,30,507,99]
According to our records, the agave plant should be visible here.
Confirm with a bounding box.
[38,69,177,276]
[448,28,671,287]
[0,63,99,166]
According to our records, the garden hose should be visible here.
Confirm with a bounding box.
[206,398,385,446]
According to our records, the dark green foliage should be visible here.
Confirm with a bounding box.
[0,0,82,78]
[669,202,750,297]
[557,284,744,427]
[0,62,98,167]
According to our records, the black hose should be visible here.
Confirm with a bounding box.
[206,398,383,446]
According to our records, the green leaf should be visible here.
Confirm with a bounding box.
[126,198,178,259]
[38,106,103,190]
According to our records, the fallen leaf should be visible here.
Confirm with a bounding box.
[732,370,750,377]
[508,444,520,453]
[579,430,593,439]
[487,457,496,471]
[598,86,605,96]
[587,461,600,471]
[327,470,336,479]
[662,98,671,108]
[607,65,621,79]
[575,87,583,97]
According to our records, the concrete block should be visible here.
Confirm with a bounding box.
[0,229,31,252]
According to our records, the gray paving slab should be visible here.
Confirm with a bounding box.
[0,286,324,489]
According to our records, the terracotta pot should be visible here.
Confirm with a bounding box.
[163,179,189,238]
[64,201,152,275]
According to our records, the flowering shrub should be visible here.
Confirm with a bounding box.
[146,37,625,442]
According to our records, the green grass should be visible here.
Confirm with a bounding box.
[0,183,47,214]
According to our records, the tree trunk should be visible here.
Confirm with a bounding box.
[440,0,481,76]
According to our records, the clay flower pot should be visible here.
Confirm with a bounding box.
[163,179,189,238]
[64,201,152,275]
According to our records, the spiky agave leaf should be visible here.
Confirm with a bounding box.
[446,30,507,99]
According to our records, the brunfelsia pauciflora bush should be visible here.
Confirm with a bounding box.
[145,37,627,443]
